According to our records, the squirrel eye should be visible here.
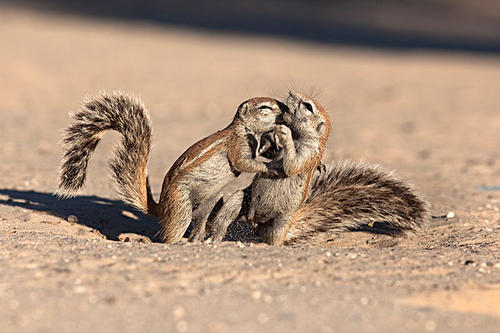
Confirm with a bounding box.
[302,102,314,113]
[258,105,273,111]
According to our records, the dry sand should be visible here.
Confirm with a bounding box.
[0,6,499,333]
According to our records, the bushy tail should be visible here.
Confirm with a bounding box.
[285,161,429,246]
[57,91,158,215]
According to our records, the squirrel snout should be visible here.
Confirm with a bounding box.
[276,111,292,125]
[275,100,292,125]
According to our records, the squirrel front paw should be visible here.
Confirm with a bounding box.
[274,125,293,148]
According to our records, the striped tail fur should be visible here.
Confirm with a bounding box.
[285,161,429,246]
[57,91,158,215]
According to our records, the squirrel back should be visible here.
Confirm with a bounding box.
[284,160,429,246]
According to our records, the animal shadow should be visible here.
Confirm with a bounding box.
[0,189,161,242]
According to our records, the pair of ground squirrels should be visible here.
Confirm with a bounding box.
[58,91,428,245]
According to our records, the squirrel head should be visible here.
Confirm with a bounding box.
[235,97,289,134]
[285,90,331,141]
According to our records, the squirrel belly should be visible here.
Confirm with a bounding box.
[284,160,430,246]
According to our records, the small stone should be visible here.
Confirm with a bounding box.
[118,233,151,243]
[172,306,186,319]
[446,212,454,218]
[74,286,86,294]
[67,215,78,223]
[252,291,262,300]
[325,251,332,257]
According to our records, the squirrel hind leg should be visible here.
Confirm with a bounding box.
[258,214,294,246]
[188,195,223,242]
[158,186,193,243]
[206,190,245,244]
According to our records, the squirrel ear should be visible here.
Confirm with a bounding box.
[316,122,326,136]
[240,103,249,116]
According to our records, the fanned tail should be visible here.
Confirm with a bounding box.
[57,91,158,215]
[285,161,429,245]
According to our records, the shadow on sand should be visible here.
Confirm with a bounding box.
[0,188,406,244]
[0,189,161,242]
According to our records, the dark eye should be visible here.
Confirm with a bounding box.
[258,105,273,111]
[302,102,314,113]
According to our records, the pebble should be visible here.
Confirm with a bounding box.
[172,306,186,319]
[446,212,454,218]
[325,251,332,257]
[74,286,86,294]
[67,215,78,224]
[251,290,262,300]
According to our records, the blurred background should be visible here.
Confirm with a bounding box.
[5,0,500,52]
[0,0,499,210]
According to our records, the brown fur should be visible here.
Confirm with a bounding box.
[58,92,287,243]
[248,91,428,246]
[248,91,331,245]
[58,92,154,214]
[285,161,430,246]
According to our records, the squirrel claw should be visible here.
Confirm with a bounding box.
[317,162,326,173]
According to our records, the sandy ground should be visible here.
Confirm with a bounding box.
[0,7,499,333]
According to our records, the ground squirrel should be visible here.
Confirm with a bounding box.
[57,91,288,243]
[247,91,331,245]
[208,91,428,246]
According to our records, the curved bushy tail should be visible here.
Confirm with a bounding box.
[285,161,429,246]
[57,91,158,215]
